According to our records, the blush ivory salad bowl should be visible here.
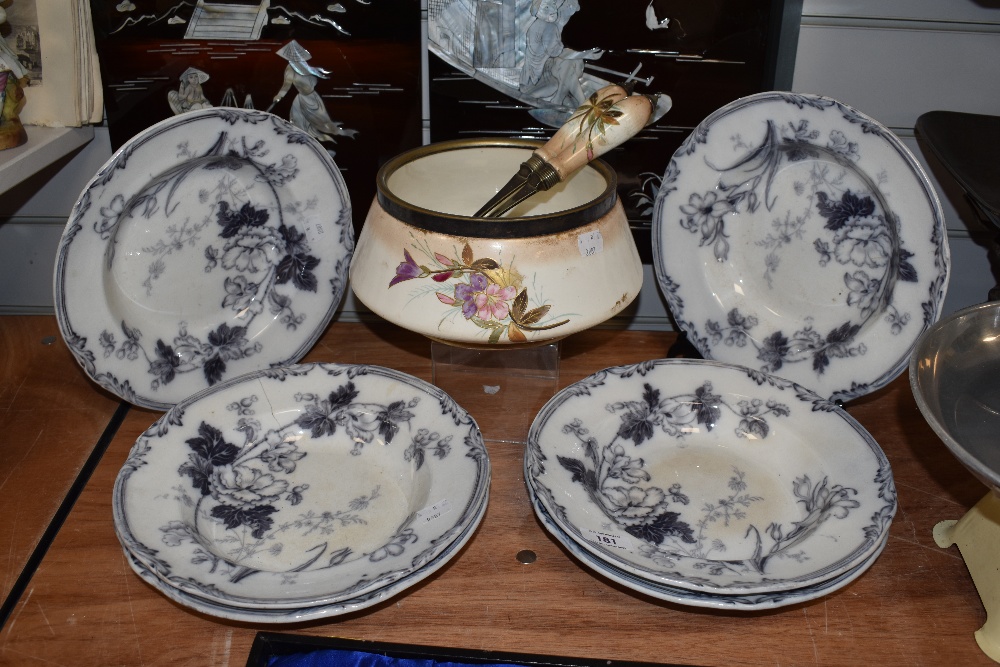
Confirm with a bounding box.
[349,139,643,347]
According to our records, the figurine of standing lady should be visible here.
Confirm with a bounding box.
[270,40,357,153]
[0,4,27,150]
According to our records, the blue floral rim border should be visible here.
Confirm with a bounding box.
[525,477,888,610]
[123,491,489,623]
[524,357,897,593]
[113,361,490,608]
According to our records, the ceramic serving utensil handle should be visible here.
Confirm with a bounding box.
[474,84,655,218]
[533,83,631,163]
[543,93,654,181]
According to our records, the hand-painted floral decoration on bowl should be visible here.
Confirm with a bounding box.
[350,139,643,348]
[388,242,569,345]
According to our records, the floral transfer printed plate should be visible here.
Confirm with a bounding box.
[652,92,949,403]
[55,108,353,410]
[524,358,896,594]
[121,487,486,623]
[113,362,489,609]
[526,482,887,610]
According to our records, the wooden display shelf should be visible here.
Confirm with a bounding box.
[0,125,95,197]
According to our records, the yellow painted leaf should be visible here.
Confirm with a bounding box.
[470,258,500,271]
[508,323,527,343]
[511,288,528,321]
[519,304,551,326]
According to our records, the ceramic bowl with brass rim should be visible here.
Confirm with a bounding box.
[349,138,643,347]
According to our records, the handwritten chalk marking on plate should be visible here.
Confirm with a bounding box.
[416,498,453,524]
[578,230,604,258]
[586,528,634,552]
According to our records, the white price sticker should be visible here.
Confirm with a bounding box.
[416,499,453,524]
[586,528,634,552]
[577,230,604,258]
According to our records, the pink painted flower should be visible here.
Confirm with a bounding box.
[474,283,517,320]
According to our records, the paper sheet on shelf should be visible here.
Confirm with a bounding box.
[9,0,101,127]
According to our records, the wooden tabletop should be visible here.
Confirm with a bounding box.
[0,317,122,607]
[0,317,993,666]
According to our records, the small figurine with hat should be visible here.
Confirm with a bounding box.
[168,67,213,115]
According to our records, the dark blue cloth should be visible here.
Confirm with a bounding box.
[267,649,529,667]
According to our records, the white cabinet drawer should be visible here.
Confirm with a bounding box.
[802,0,1000,24]
[792,24,1000,128]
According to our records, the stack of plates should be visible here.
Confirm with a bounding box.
[113,362,490,623]
[524,359,896,610]
[524,89,953,609]
[57,108,494,622]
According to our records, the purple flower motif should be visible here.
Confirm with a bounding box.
[603,485,668,524]
[453,273,488,319]
[389,249,422,287]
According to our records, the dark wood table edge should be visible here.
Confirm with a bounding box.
[0,400,132,631]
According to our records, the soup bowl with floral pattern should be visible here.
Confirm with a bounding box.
[350,139,643,347]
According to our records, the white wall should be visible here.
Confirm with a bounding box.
[791,0,1000,313]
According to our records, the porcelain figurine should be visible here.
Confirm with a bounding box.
[0,4,27,150]
[520,0,603,109]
